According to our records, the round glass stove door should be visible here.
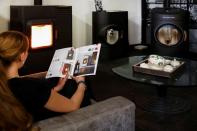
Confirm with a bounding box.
[99,24,123,45]
[155,24,183,46]
[106,28,119,45]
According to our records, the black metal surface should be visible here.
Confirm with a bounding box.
[151,8,189,57]
[141,0,197,53]
[92,11,129,61]
[10,6,72,75]
[34,0,42,5]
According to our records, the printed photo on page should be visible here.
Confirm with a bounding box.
[71,44,101,77]
[45,47,76,78]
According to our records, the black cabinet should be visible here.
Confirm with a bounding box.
[141,0,197,54]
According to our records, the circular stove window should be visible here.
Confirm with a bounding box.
[99,24,123,45]
[155,24,183,46]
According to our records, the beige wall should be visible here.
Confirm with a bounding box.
[0,0,141,47]
[0,0,34,31]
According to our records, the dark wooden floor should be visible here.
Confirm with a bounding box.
[87,47,197,131]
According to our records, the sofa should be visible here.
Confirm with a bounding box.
[23,72,136,131]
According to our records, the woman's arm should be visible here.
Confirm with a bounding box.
[44,76,87,112]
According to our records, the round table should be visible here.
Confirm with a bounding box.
[112,56,197,114]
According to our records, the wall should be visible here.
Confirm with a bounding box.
[0,0,141,47]
[0,0,33,32]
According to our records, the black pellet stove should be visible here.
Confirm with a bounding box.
[151,0,189,57]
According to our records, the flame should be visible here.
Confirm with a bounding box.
[31,24,53,49]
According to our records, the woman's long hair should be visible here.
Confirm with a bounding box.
[0,31,39,131]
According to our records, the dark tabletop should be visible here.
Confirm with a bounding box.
[112,56,197,87]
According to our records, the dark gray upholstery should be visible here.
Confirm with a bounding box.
[35,96,135,131]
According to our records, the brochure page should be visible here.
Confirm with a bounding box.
[46,44,101,79]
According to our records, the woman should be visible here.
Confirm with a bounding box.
[0,61,39,130]
[0,31,90,122]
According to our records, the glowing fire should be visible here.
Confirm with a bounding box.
[31,24,53,49]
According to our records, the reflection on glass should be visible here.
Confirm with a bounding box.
[156,24,182,46]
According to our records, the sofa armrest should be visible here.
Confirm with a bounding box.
[20,71,47,79]
[35,96,135,131]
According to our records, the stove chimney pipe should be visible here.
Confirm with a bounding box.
[34,0,42,5]
[164,0,171,8]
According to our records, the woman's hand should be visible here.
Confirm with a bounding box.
[73,76,85,83]
[53,74,68,92]
[73,76,86,91]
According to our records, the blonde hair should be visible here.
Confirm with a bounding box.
[0,31,39,131]
[0,30,29,67]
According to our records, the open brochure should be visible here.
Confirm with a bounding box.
[46,43,101,79]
